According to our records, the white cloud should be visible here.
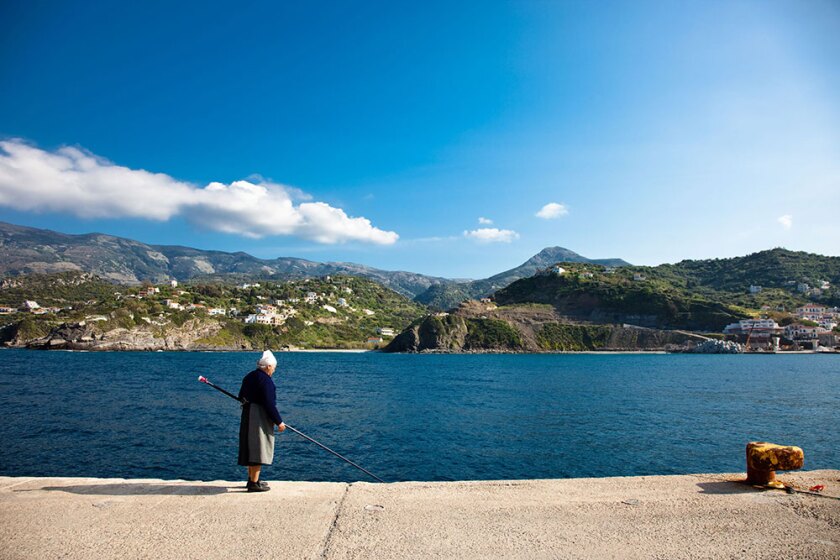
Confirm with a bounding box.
[536,202,569,220]
[777,214,793,231]
[0,140,398,245]
[463,228,519,243]
[478,216,493,225]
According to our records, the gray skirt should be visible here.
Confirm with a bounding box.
[238,403,275,466]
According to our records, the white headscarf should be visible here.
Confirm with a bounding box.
[257,350,277,368]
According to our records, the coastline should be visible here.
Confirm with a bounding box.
[3,471,838,559]
[3,345,837,355]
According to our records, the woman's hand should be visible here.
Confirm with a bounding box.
[277,422,286,432]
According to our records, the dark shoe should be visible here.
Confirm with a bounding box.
[258,480,270,489]
[247,480,270,492]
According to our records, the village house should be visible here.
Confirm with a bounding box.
[784,324,821,340]
[749,285,762,294]
[796,305,827,322]
[633,273,646,281]
[337,298,348,307]
[367,337,384,344]
[363,309,375,316]
[23,300,40,311]
[164,299,183,310]
[323,305,337,313]
[0,306,16,314]
[551,265,566,276]
[377,327,395,337]
[170,280,178,288]
[208,308,226,316]
[304,292,318,304]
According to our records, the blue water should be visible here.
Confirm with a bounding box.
[0,349,837,482]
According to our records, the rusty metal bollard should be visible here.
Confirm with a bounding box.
[746,441,804,488]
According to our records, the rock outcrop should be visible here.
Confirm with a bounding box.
[15,319,232,351]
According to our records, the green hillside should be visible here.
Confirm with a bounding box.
[1,273,427,350]
[494,264,746,331]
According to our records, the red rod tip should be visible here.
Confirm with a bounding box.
[198,376,207,383]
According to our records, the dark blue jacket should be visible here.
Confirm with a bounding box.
[238,369,283,425]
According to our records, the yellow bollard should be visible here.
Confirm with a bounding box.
[746,441,804,488]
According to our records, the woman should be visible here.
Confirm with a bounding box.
[238,350,286,492]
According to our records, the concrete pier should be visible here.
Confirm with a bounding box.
[1,471,838,559]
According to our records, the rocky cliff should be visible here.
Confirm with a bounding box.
[3,319,241,351]
[384,301,695,353]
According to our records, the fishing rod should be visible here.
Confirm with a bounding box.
[197,375,386,483]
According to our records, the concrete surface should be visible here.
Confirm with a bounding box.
[1,471,838,559]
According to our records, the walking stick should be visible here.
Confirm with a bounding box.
[198,376,386,483]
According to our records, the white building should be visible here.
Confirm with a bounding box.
[723,319,781,335]
[208,308,226,316]
[363,309,375,316]
[23,300,40,310]
[796,305,827,321]
[633,273,646,281]
[551,265,566,276]
[377,327,395,337]
[337,298,348,307]
[164,299,183,310]
[170,280,178,288]
[323,305,337,313]
[749,285,762,294]
[784,324,821,340]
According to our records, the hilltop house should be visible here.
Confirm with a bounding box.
[377,327,395,337]
[23,300,40,311]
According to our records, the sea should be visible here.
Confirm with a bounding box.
[0,349,837,483]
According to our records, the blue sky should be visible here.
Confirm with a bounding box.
[1,1,838,279]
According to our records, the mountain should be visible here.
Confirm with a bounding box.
[0,221,448,298]
[414,247,631,309]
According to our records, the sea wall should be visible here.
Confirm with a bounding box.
[2,471,838,559]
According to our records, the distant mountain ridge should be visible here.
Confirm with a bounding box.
[414,246,631,309]
[0,221,631,301]
[0,221,446,298]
